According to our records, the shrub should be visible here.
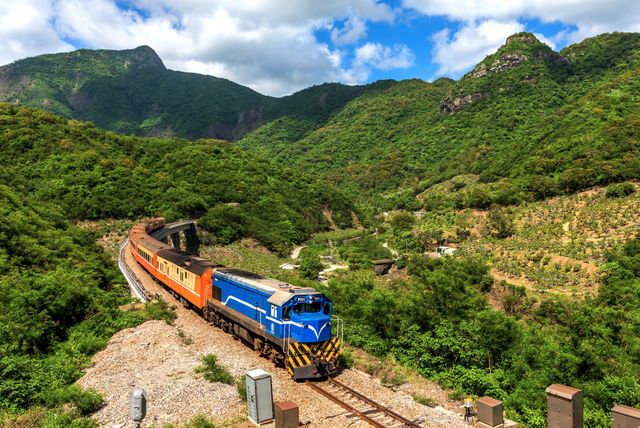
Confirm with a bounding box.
[299,253,324,280]
[606,182,636,198]
[194,355,234,385]
[142,299,177,325]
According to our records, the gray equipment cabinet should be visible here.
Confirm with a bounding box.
[246,369,274,424]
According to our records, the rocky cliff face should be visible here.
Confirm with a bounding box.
[440,32,573,113]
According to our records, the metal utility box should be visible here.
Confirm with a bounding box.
[477,396,504,427]
[612,405,640,428]
[546,384,583,428]
[275,401,299,428]
[246,369,274,424]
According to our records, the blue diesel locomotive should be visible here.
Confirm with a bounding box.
[130,219,341,380]
[205,268,341,379]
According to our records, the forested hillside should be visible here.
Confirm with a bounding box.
[240,32,640,210]
[0,104,354,251]
[0,47,391,142]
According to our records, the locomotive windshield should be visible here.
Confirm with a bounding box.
[294,302,322,313]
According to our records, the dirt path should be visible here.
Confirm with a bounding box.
[290,245,306,260]
[78,249,466,427]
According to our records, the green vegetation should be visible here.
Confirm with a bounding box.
[0,103,354,251]
[299,251,324,280]
[142,299,177,325]
[194,355,234,385]
[0,184,144,419]
[320,228,640,426]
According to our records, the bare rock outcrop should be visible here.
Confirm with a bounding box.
[439,92,489,113]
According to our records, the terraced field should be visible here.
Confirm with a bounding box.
[447,184,640,295]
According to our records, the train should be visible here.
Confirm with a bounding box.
[128,218,341,380]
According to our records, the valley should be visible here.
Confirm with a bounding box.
[2,28,640,428]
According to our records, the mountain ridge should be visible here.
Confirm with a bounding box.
[0,46,395,141]
[3,32,640,212]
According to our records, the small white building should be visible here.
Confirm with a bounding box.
[279,263,299,270]
[437,246,457,256]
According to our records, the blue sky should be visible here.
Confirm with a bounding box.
[0,1,637,96]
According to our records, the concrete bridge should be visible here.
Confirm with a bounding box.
[149,220,200,255]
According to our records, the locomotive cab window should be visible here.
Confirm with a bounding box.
[323,302,331,315]
[282,307,291,320]
[294,302,321,313]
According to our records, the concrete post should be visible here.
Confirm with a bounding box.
[477,396,504,428]
[546,384,583,428]
[612,405,640,428]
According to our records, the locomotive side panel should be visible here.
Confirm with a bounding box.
[213,272,285,339]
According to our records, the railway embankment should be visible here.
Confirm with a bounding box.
[76,247,466,427]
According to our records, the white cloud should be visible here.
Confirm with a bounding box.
[432,20,524,75]
[0,0,73,66]
[0,0,401,96]
[404,0,640,41]
[354,42,415,70]
[331,16,368,45]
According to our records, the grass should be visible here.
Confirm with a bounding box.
[142,299,177,325]
[177,328,193,345]
[412,395,437,407]
[236,378,247,402]
[194,355,234,385]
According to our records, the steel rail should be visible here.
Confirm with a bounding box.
[327,378,422,427]
[305,380,387,428]
[118,239,150,302]
[306,378,422,427]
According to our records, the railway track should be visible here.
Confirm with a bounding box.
[118,239,152,302]
[306,378,423,428]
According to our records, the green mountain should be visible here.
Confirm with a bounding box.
[0,46,270,140]
[239,32,640,210]
[0,46,391,141]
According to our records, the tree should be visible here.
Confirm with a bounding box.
[299,253,324,280]
[487,206,515,238]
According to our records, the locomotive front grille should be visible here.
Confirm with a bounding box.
[287,337,341,378]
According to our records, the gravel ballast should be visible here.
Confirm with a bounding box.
[77,250,467,427]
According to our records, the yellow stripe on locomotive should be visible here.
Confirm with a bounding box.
[287,337,341,379]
